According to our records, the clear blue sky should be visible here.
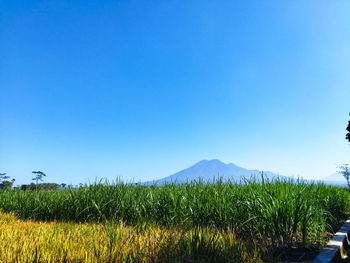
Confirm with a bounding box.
[1,1,349,186]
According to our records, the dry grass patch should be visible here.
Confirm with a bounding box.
[0,212,258,262]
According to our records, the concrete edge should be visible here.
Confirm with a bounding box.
[313,219,350,263]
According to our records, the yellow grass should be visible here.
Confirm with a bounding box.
[0,212,259,262]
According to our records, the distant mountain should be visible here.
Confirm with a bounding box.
[143,159,282,185]
[322,173,345,182]
[319,173,347,187]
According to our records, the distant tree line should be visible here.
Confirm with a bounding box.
[0,171,68,190]
[20,183,61,191]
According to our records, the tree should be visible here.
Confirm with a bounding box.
[2,180,15,189]
[337,115,350,189]
[338,164,350,189]
[32,171,46,189]
[0,173,15,189]
[0,173,10,183]
[337,115,350,188]
[346,114,350,143]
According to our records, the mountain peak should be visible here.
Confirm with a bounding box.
[143,159,280,185]
[194,159,225,166]
[208,159,224,164]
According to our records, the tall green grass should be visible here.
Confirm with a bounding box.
[0,176,348,249]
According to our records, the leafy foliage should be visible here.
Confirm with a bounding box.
[0,177,348,250]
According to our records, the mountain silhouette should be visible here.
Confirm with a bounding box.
[143,159,281,185]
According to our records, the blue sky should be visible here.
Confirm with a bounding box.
[1,0,350,186]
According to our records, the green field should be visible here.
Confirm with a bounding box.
[0,177,349,261]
